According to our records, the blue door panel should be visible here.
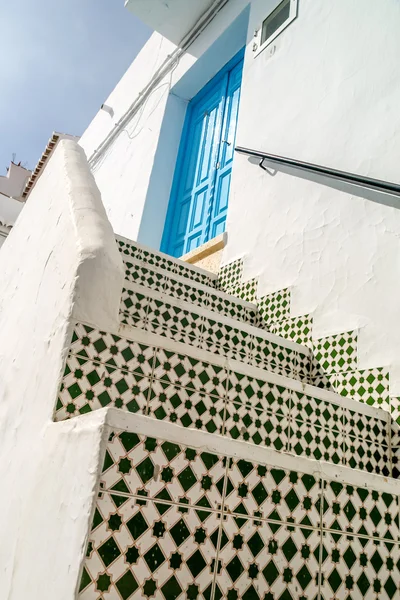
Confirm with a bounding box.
[162,49,244,257]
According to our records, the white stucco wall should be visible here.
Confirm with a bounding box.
[80,0,400,388]
[0,162,31,199]
[0,140,123,599]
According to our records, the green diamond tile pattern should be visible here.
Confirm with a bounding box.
[224,401,290,450]
[116,237,216,287]
[217,258,244,292]
[319,532,400,600]
[79,429,400,599]
[322,481,399,540]
[312,330,358,375]
[215,519,321,600]
[258,288,291,325]
[334,367,390,410]
[269,314,313,346]
[100,432,226,509]
[80,494,219,599]
[227,278,258,303]
[344,437,391,477]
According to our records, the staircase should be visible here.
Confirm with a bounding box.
[58,236,400,600]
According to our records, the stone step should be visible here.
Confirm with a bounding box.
[116,235,218,288]
[78,407,400,600]
[120,282,310,384]
[56,320,392,479]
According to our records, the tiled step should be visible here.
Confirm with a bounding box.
[116,235,218,288]
[56,321,392,478]
[120,282,310,383]
[78,408,400,600]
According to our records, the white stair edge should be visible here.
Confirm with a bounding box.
[102,407,399,496]
[116,234,219,281]
[122,257,257,310]
[121,280,306,354]
[72,318,390,425]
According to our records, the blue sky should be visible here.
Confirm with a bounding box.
[0,0,151,174]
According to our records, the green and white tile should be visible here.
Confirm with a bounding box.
[269,314,313,346]
[312,330,358,375]
[80,494,220,599]
[258,288,291,325]
[227,372,291,414]
[224,402,290,451]
[229,278,258,303]
[101,432,226,510]
[288,419,344,465]
[322,480,399,540]
[214,517,321,600]
[319,532,399,600]
[55,355,150,420]
[334,368,390,410]
[344,438,390,477]
[218,258,244,292]
[124,262,166,293]
[225,458,322,528]
[290,391,343,433]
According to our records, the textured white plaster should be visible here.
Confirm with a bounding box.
[0,140,123,599]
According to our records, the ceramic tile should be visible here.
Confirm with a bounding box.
[124,262,166,293]
[288,419,344,465]
[207,292,258,326]
[319,532,399,600]
[322,480,400,540]
[258,288,291,324]
[164,277,209,308]
[335,368,390,410]
[173,261,214,286]
[140,248,177,274]
[116,238,142,262]
[70,323,155,374]
[225,458,322,528]
[217,258,244,292]
[120,289,149,327]
[79,493,220,599]
[312,330,358,375]
[153,349,227,397]
[55,355,149,420]
[229,278,258,303]
[344,407,389,447]
[224,402,290,451]
[252,336,295,374]
[147,379,225,434]
[290,391,343,433]
[344,438,390,477]
[201,319,252,362]
[146,298,203,346]
[227,371,291,414]
[269,314,313,346]
[101,432,226,510]
[214,517,321,600]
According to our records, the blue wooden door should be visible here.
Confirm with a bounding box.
[162,51,244,257]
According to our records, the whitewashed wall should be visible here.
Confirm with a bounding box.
[226,0,400,391]
[80,0,400,388]
[0,141,123,599]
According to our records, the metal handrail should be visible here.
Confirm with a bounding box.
[235,146,400,197]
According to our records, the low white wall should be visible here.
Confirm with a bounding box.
[0,192,24,226]
[0,140,124,599]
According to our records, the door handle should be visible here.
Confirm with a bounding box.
[222,140,231,145]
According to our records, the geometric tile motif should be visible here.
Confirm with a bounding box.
[147,380,225,434]
[252,336,295,376]
[227,372,291,414]
[269,313,313,346]
[290,391,343,433]
[228,278,258,303]
[223,402,290,451]
[69,323,156,374]
[312,330,358,375]
[80,494,220,600]
[334,367,390,410]
[145,298,203,347]
[217,258,244,292]
[101,432,226,510]
[201,319,252,362]
[319,532,400,600]
[322,481,400,540]
[344,437,391,477]
[288,419,344,465]
[120,289,149,328]
[55,355,150,421]
[164,277,209,309]
[206,292,258,325]
[124,262,166,294]
[215,518,321,600]
[225,458,322,527]
[344,408,389,448]
[258,288,291,325]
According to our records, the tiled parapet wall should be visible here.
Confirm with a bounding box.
[116,235,217,288]
[78,420,400,600]
[119,287,310,383]
[55,322,393,478]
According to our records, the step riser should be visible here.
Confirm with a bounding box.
[57,323,392,479]
[117,236,218,287]
[78,418,400,599]
[120,289,310,384]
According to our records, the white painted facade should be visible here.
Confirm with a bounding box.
[78,0,400,392]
